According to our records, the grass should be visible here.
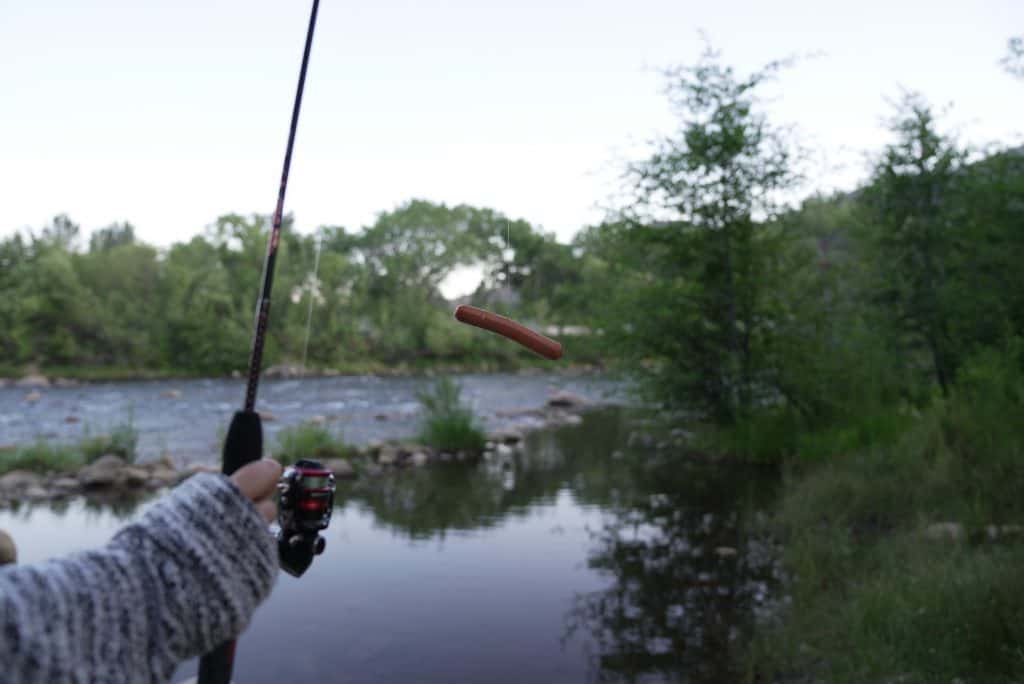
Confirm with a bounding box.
[0,420,139,474]
[745,346,1024,682]
[274,423,355,465]
[416,376,486,453]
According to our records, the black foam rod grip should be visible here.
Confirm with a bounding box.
[222,410,263,476]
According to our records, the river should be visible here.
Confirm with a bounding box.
[0,375,781,683]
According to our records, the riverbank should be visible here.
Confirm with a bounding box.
[0,390,593,509]
[742,379,1024,682]
[0,356,607,386]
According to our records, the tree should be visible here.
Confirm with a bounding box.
[607,45,801,423]
[89,222,136,253]
[863,92,968,396]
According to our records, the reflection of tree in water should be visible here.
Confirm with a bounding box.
[553,415,780,683]
[335,406,779,681]
[4,491,146,520]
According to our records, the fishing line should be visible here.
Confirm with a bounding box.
[301,233,322,373]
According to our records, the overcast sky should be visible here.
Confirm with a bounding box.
[2,0,1021,253]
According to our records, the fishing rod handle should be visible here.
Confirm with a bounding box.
[221,410,264,476]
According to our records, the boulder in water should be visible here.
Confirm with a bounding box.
[15,374,49,388]
[78,455,128,488]
[160,389,182,399]
[547,390,586,408]
[0,470,43,493]
[23,391,42,403]
[322,458,355,479]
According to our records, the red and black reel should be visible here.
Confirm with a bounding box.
[276,459,335,577]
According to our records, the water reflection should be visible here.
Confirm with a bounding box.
[3,407,780,682]
[329,407,780,682]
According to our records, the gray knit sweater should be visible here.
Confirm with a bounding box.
[0,473,278,683]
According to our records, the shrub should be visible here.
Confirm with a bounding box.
[0,442,82,473]
[275,423,353,465]
[80,421,139,464]
[416,377,486,452]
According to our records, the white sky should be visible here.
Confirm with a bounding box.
[1,0,1022,255]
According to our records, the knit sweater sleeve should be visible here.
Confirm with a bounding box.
[0,472,278,684]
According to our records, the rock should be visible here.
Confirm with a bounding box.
[322,458,355,479]
[78,455,128,488]
[53,377,79,388]
[611,450,625,460]
[309,415,327,426]
[0,470,43,492]
[496,443,514,457]
[410,451,429,467]
[714,546,738,558]
[258,411,277,422]
[366,439,384,454]
[121,467,150,487]
[374,413,389,421]
[64,415,80,423]
[0,378,8,388]
[24,391,42,403]
[24,485,49,501]
[547,390,586,409]
[0,530,15,565]
[15,374,50,388]
[151,454,177,471]
[562,414,583,426]
[924,522,964,542]
[148,467,179,487]
[52,477,80,492]
[439,452,453,462]
[378,446,399,466]
[160,389,182,399]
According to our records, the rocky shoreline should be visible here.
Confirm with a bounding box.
[0,390,592,511]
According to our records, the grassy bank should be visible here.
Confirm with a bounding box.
[0,423,138,474]
[741,350,1024,682]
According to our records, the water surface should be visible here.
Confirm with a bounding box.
[1,408,780,683]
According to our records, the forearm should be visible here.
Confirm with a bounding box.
[0,473,278,684]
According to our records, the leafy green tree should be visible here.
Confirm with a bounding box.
[863,93,969,396]
[605,46,801,422]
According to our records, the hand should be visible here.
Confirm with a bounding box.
[230,459,283,523]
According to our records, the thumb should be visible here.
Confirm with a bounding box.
[230,459,283,503]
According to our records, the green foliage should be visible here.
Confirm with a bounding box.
[416,377,486,452]
[750,341,1024,680]
[600,45,802,423]
[79,421,139,464]
[274,423,353,464]
[0,442,82,473]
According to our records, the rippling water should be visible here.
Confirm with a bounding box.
[0,406,781,683]
[0,373,623,462]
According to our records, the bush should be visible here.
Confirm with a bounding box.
[416,377,486,452]
[0,441,82,473]
[80,421,139,464]
[275,423,353,465]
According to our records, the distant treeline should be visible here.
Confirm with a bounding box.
[0,201,601,376]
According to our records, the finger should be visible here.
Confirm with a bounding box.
[230,459,283,503]
[256,499,277,524]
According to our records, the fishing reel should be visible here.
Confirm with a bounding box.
[276,459,335,577]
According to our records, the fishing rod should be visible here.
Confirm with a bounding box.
[197,2,324,683]
[196,1,559,678]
